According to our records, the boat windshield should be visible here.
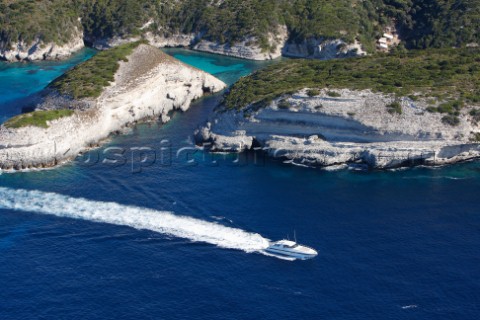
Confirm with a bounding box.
[284,243,299,249]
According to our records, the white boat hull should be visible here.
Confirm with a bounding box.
[264,247,317,260]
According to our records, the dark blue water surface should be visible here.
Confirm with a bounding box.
[0,49,479,320]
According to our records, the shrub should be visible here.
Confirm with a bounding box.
[471,132,480,142]
[466,91,480,103]
[442,115,460,126]
[470,109,480,123]
[327,91,341,97]
[307,89,320,97]
[277,99,291,109]
[386,101,402,115]
[427,100,464,115]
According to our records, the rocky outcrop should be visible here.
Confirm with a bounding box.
[193,26,288,60]
[196,89,480,169]
[0,44,226,170]
[88,32,197,50]
[145,32,196,48]
[87,36,142,51]
[0,28,85,62]
[282,38,366,59]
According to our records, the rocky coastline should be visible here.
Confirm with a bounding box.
[0,28,85,62]
[195,89,480,170]
[0,44,226,170]
[1,26,364,62]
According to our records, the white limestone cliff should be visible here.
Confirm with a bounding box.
[193,26,288,60]
[0,28,85,62]
[0,44,226,170]
[196,89,480,169]
[1,22,367,62]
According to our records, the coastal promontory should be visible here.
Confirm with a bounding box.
[196,48,480,169]
[0,42,226,170]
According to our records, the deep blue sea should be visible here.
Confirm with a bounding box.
[0,49,479,320]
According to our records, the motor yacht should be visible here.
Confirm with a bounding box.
[264,240,318,260]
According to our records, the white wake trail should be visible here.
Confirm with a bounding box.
[0,187,270,253]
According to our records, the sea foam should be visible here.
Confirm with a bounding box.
[0,187,270,253]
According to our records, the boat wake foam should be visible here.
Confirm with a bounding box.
[0,187,270,253]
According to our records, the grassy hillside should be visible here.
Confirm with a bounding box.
[224,48,480,111]
[4,110,74,129]
[49,41,143,99]
[1,0,478,53]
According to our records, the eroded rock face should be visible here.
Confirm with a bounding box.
[0,45,226,171]
[282,38,366,60]
[193,26,288,61]
[0,28,85,62]
[145,32,197,48]
[0,22,368,62]
[195,89,480,169]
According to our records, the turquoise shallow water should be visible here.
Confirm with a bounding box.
[0,48,479,319]
[0,48,96,123]
[162,48,276,85]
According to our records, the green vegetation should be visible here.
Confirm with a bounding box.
[1,0,478,54]
[471,132,480,141]
[278,99,291,109]
[82,0,157,41]
[0,0,81,46]
[224,48,480,110]
[441,115,460,126]
[386,101,402,115]
[4,110,74,129]
[426,100,465,125]
[427,100,464,115]
[307,89,320,97]
[470,109,480,124]
[326,91,341,98]
[393,0,480,49]
[49,41,143,99]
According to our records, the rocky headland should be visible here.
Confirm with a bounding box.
[196,89,480,169]
[195,49,480,170]
[0,43,226,170]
